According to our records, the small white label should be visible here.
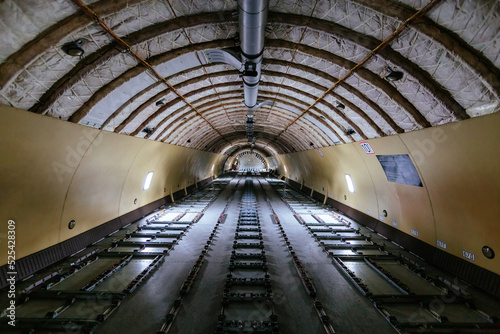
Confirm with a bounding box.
[411,229,419,237]
[329,194,332,197]
[379,215,385,221]
[462,250,475,262]
[349,202,352,206]
[437,240,447,249]
[360,142,375,154]
[318,149,324,157]
[356,205,360,210]
[335,196,338,200]
[366,209,370,214]
[392,220,398,228]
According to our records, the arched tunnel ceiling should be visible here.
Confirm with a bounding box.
[1,0,499,156]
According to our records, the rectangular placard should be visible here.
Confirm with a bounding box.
[462,250,475,262]
[437,240,447,249]
[360,142,375,154]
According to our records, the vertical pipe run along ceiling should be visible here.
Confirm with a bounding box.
[0,0,499,156]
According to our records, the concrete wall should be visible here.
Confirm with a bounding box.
[274,113,500,275]
[0,105,224,266]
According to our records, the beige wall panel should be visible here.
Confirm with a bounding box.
[402,114,500,273]
[355,137,406,224]
[316,147,343,201]
[275,113,499,274]
[0,106,223,266]
[284,152,316,188]
[119,141,223,214]
[59,132,145,240]
[355,137,435,242]
[328,144,379,216]
[119,141,186,213]
[0,105,86,261]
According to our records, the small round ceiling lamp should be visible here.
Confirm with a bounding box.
[62,38,87,57]
[385,67,404,81]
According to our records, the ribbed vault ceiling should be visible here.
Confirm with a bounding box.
[1,0,499,155]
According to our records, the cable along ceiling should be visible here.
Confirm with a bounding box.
[0,0,498,155]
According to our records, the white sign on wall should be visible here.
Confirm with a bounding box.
[360,142,375,154]
[437,240,447,249]
[462,250,475,262]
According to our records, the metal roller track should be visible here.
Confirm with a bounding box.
[2,176,498,333]
[0,182,227,333]
[266,178,500,334]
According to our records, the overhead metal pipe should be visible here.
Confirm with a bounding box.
[204,0,270,143]
[238,0,268,110]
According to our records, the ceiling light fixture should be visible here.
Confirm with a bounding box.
[345,128,356,135]
[384,67,404,81]
[335,101,345,109]
[62,38,87,57]
[155,98,165,106]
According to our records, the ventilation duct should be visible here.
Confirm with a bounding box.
[238,0,267,110]
[246,115,254,140]
[205,0,271,120]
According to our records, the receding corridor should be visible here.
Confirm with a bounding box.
[2,175,498,333]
